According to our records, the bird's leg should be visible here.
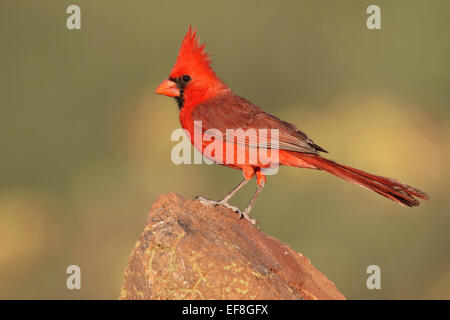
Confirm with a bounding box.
[218,178,250,204]
[195,178,250,215]
[241,181,265,225]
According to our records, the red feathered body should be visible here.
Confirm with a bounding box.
[156,27,429,208]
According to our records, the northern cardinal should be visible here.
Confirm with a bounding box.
[156,27,429,224]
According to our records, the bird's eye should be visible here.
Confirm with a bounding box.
[182,75,191,83]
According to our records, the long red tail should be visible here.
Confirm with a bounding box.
[282,152,429,207]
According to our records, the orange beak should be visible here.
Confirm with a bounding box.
[155,79,180,97]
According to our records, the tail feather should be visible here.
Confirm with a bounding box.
[287,153,429,207]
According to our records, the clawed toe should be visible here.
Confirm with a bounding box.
[194,196,218,207]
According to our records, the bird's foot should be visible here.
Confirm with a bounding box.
[194,196,242,217]
[194,195,220,207]
[241,209,258,225]
[194,196,258,226]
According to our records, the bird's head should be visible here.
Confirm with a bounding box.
[155,27,228,109]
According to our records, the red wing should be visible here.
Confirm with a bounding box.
[190,92,327,154]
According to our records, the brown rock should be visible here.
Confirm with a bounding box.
[119,193,345,300]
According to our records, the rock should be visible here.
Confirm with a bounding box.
[119,193,345,300]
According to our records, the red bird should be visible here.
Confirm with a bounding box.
[156,27,429,224]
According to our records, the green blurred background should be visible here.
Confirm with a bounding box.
[1,0,449,299]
